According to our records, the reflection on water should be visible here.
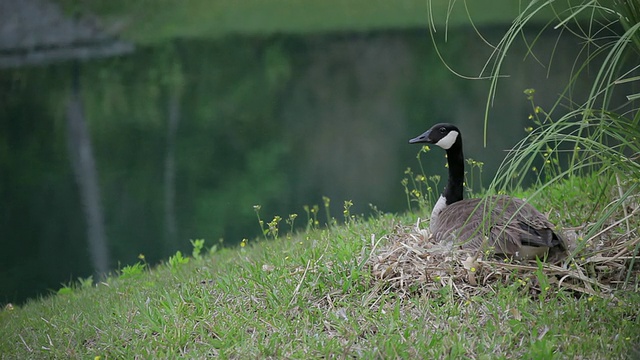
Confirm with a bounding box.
[0,28,589,304]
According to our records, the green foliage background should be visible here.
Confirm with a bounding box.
[1,0,625,305]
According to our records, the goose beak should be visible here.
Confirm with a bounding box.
[409,129,433,144]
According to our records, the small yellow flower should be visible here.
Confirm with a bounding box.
[138,254,145,261]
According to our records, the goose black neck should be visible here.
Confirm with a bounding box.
[443,138,464,205]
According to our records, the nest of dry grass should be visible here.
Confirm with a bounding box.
[368,213,640,299]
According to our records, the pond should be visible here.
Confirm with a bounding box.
[1,20,590,304]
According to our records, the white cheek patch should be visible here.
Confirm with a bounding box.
[435,130,459,150]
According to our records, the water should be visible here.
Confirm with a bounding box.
[0,28,590,304]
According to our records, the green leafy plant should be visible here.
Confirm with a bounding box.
[268,215,282,239]
[77,276,94,290]
[168,250,189,270]
[486,3,639,268]
[57,284,73,296]
[253,205,268,240]
[285,213,298,239]
[303,204,320,231]
[401,164,441,212]
[119,262,146,279]
[57,276,93,295]
[209,243,219,255]
[429,1,640,281]
[343,200,353,223]
[464,158,485,196]
[322,196,332,226]
[190,238,206,260]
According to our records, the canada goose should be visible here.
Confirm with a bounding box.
[409,123,567,260]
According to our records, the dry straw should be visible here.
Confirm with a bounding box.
[368,210,639,299]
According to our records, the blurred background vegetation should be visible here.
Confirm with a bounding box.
[0,0,625,304]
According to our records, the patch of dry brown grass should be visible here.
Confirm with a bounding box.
[368,209,640,300]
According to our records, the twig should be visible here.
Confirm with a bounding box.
[288,259,311,307]
[615,173,631,233]
[18,334,32,353]
[584,206,639,245]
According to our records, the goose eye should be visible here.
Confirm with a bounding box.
[439,127,446,133]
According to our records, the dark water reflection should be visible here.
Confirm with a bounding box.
[0,28,587,304]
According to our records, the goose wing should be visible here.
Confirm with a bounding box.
[431,195,567,258]
[489,196,567,250]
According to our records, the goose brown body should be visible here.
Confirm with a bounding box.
[409,123,567,260]
[431,195,566,259]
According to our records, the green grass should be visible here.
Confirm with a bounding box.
[1,174,639,359]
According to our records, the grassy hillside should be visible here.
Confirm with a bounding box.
[57,0,537,44]
[1,173,639,358]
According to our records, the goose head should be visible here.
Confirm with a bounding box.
[409,123,465,229]
[408,123,461,150]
